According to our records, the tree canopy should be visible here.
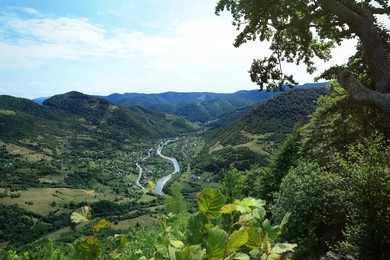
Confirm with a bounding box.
[216,0,390,117]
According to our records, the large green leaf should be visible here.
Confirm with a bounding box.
[227,229,248,254]
[197,188,225,219]
[234,198,265,214]
[279,212,291,229]
[270,243,297,254]
[187,213,208,244]
[203,227,228,260]
[71,206,91,224]
[220,203,236,214]
[246,227,262,249]
[155,234,170,258]
[251,207,266,222]
[74,236,102,260]
[168,232,185,249]
[262,219,281,241]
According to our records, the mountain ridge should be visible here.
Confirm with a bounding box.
[32,82,328,124]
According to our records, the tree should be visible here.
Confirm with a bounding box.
[164,182,187,215]
[216,0,390,118]
[272,162,345,258]
[218,164,244,203]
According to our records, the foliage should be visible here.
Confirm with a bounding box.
[334,135,390,259]
[164,183,189,233]
[69,190,134,260]
[105,89,282,124]
[301,82,390,165]
[272,162,345,259]
[197,87,328,173]
[0,204,61,249]
[215,0,390,117]
[218,164,244,204]
[245,126,302,203]
[146,186,296,259]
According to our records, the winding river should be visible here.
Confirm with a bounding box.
[153,141,180,195]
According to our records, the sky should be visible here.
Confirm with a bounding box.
[0,0,363,99]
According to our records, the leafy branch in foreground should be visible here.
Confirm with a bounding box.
[146,186,296,259]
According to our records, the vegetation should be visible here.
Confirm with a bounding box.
[1,11,390,256]
[216,0,390,118]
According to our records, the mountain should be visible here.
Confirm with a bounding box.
[31,83,328,124]
[103,83,328,123]
[192,87,329,171]
[0,92,196,154]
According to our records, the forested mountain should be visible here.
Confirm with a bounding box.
[103,82,327,123]
[1,92,195,152]
[191,87,328,171]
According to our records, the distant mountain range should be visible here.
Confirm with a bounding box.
[33,82,328,124]
[0,92,196,155]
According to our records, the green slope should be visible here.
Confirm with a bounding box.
[0,92,196,154]
[193,87,329,171]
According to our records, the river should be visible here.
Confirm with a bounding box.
[153,141,180,195]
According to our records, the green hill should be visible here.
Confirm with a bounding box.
[1,92,196,154]
[192,87,329,171]
[103,83,327,123]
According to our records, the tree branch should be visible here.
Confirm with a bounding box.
[369,7,390,15]
[319,0,390,93]
[274,10,327,31]
[338,71,390,118]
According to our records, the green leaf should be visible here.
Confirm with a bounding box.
[279,212,291,229]
[197,188,226,219]
[246,227,262,249]
[203,227,228,260]
[155,234,170,257]
[234,198,264,214]
[251,207,266,222]
[220,204,236,214]
[262,232,271,256]
[143,180,156,194]
[261,253,280,260]
[227,229,248,254]
[187,213,208,244]
[71,206,91,224]
[93,219,109,233]
[270,243,297,254]
[230,252,250,260]
[262,219,281,241]
[170,239,185,249]
[175,245,205,260]
[74,236,103,260]
[109,249,121,260]
[168,232,185,249]
[238,214,255,226]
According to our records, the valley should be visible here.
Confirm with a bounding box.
[0,86,325,248]
[3,84,387,259]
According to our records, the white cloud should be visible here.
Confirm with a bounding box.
[0,4,359,97]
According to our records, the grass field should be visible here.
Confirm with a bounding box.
[111,215,159,230]
[0,141,52,161]
[0,188,102,215]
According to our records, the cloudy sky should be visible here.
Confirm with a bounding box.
[0,0,359,99]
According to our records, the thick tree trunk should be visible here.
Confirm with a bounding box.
[338,71,390,119]
[319,0,390,93]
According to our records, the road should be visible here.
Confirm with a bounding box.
[135,162,144,190]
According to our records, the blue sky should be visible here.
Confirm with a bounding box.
[0,0,359,99]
